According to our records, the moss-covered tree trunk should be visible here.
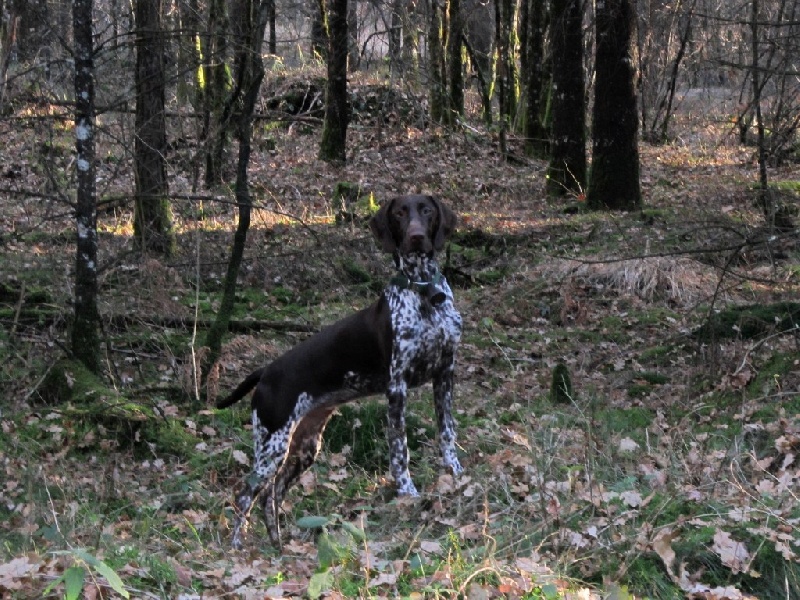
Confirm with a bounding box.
[389,0,402,72]
[546,0,585,196]
[495,0,518,121]
[401,0,419,77]
[203,0,230,187]
[586,0,641,211]
[428,0,447,123]
[204,0,270,377]
[72,0,100,374]
[319,0,348,163]
[494,0,518,154]
[134,0,175,255]
[176,0,201,106]
[446,0,464,123]
[522,0,548,157]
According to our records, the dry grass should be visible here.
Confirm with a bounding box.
[543,255,727,305]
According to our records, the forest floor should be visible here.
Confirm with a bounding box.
[1,74,799,599]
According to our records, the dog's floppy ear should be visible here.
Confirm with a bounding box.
[369,197,398,253]
[431,196,457,251]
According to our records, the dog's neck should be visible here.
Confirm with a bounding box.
[394,252,440,282]
[392,253,447,307]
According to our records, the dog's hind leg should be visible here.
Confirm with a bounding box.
[261,404,337,545]
[230,410,297,549]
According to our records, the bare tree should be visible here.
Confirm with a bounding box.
[638,0,697,142]
[522,0,548,158]
[428,0,447,123]
[546,0,586,196]
[203,0,231,186]
[72,0,100,373]
[134,0,174,255]
[494,0,518,155]
[587,0,641,210]
[204,0,272,374]
[9,0,50,61]
[447,0,464,121]
[319,0,349,162]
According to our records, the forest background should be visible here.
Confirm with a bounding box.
[0,0,798,598]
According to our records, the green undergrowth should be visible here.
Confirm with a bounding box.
[693,301,800,341]
[3,343,797,598]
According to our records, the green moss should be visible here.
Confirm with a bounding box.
[639,345,673,363]
[597,407,653,432]
[628,371,670,397]
[38,360,156,446]
[693,302,800,341]
[625,554,682,599]
[767,180,800,194]
[550,363,574,403]
[138,419,198,458]
[339,258,373,285]
[749,352,799,396]
[331,182,377,223]
[476,268,509,285]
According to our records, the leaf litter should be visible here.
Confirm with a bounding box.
[0,80,799,598]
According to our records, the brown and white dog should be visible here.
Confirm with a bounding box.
[217,195,463,548]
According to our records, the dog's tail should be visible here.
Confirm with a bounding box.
[216,368,264,409]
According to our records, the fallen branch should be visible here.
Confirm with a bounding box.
[104,314,317,334]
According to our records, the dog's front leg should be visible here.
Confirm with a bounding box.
[387,382,419,496]
[433,361,463,476]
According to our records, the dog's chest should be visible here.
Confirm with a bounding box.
[387,287,462,381]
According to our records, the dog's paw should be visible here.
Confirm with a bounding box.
[448,458,464,477]
[396,479,420,497]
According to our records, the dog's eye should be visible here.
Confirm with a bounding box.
[420,205,434,216]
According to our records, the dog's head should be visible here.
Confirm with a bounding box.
[369,195,457,256]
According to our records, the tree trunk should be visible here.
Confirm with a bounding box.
[656,5,693,142]
[319,0,349,163]
[546,0,585,196]
[311,0,328,59]
[389,0,402,73]
[0,4,16,113]
[177,0,202,106]
[401,1,419,76]
[134,0,174,255]
[428,0,446,123]
[347,0,359,70]
[522,0,548,157]
[495,0,518,153]
[586,0,642,211]
[268,0,277,54]
[446,0,464,122]
[204,0,270,377]
[750,0,768,196]
[10,0,50,60]
[72,0,100,374]
[203,0,230,187]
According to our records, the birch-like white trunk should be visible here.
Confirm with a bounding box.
[72,0,100,373]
